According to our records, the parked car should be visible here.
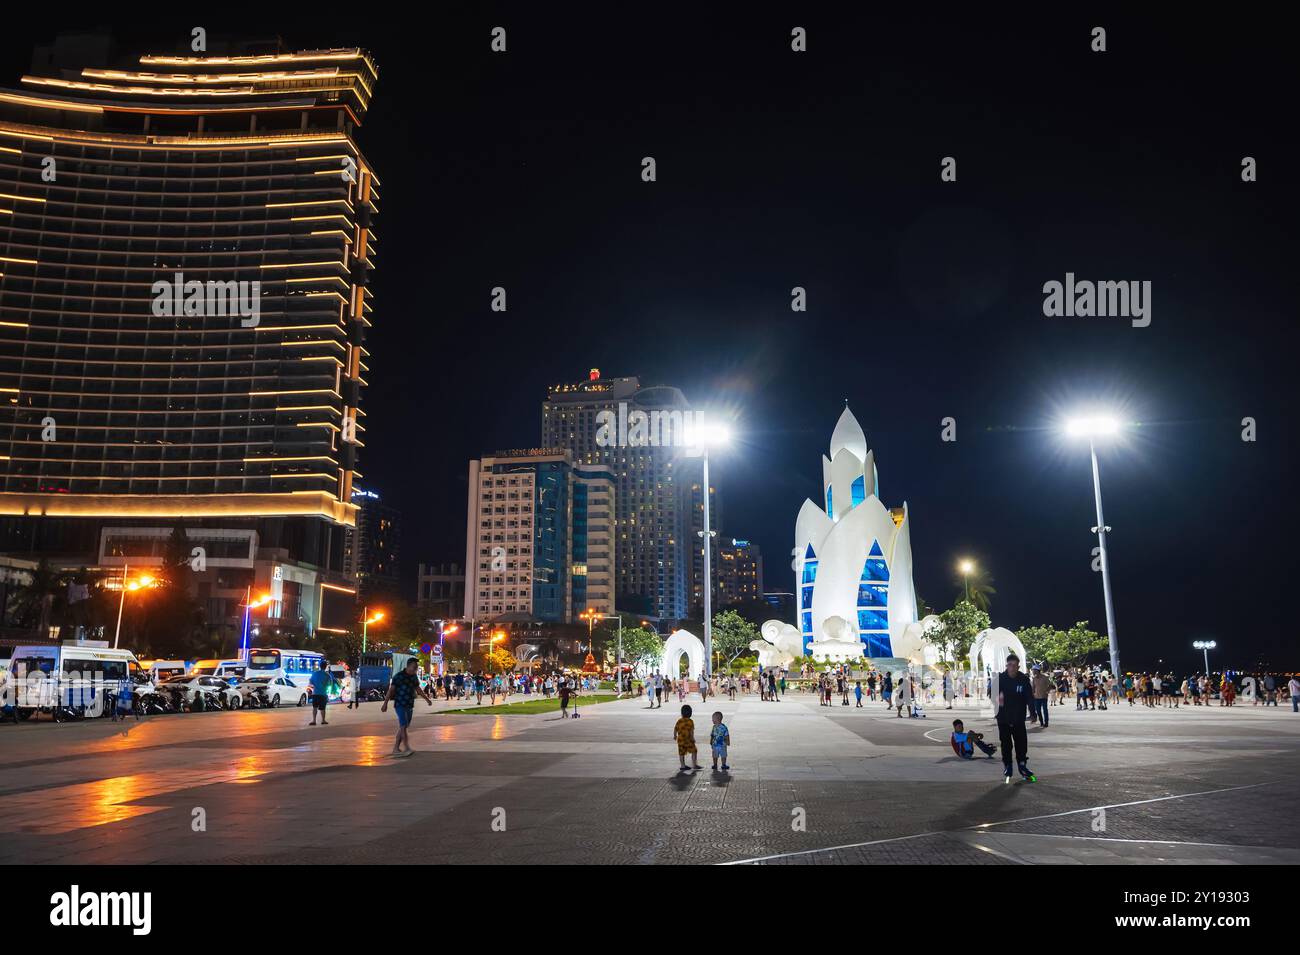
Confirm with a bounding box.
[237,675,307,708]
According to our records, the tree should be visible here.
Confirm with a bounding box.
[10,559,60,632]
[954,567,997,613]
[618,626,664,676]
[1015,625,1061,666]
[124,527,206,658]
[1013,622,1106,667]
[470,646,516,673]
[914,593,935,620]
[1059,621,1106,666]
[928,600,990,666]
[711,610,760,669]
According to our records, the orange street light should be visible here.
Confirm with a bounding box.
[362,606,386,653]
[113,566,163,647]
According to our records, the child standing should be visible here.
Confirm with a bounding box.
[854,681,864,708]
[709,710,731,771]
[674,704,700,772]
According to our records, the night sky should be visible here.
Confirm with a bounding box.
[4,9,1295,669]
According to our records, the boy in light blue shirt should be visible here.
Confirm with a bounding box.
[709,711,731,771]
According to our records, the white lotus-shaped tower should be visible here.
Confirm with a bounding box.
[791,407,919,659]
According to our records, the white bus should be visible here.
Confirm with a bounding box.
[246,648,327,690]
[7,642,143,719]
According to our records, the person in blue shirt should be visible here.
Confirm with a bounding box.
[308,665,333,725]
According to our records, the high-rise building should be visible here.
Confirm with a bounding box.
[415,562,465,620]
[716,538,764,608]
[0,39,380,638]
[541,370,697,620]
[343,486,400,596]
[463,448,614,624]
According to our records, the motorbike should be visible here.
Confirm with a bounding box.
[137,691,172,716]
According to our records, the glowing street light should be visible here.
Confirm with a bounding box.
[1193,639,1217,676]
[112,566,160,649]
[1064,411,1125,677]
[958,559,974,602]
[238,590,273,662]
[361,607,385,654]
[1064,415,1121,438]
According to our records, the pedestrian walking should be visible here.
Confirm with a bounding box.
[1030,664,1050,727]
[380,657,432,757]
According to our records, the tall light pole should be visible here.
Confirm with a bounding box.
[1193,640,1216,676]
[112,563,129,649]
[240,589,271,662]
[113,567,157,649]
[588,612,624,693]
[692,422,731,678]
[361,607,384,654]
[958,559,974,603]
[1065,415,1122,677]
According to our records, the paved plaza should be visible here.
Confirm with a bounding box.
[0,691,1296,865]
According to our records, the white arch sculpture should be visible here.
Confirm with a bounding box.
[660,629,705,680]
[971,627,1029,676]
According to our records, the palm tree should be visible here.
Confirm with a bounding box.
[11,559,61,632]
[954,568,997,613]
[915,593,935,619]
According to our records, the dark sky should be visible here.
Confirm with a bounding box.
[4,8,1296,670]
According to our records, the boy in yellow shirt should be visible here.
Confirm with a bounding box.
[673,704,700,772]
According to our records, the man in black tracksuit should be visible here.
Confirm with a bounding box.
[995,653,1035,781]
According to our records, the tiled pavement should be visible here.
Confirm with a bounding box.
[0,691,1296,864]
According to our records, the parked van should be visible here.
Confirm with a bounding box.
[189,658,247,681]
[139,659,187,683]
[8,642,143,720]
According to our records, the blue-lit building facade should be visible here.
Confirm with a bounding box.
[464,449,614,624]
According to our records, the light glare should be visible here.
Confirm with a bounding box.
[1065,414,1121,438]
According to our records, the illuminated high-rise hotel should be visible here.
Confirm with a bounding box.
[0,41,380,638]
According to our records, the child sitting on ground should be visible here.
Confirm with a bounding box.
[950,718,997,759]
[709,710,731,771]
[674,704,700,772]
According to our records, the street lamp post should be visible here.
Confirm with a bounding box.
[112,563,129,650]
[113,567,157,649]
[361,607,384,654]
[958,559,974,603]
[1193,640,1216,677]
[692,422,731,679]
[240,590,271,663]
[701,447,714,678]
[586,612,624,694]
[1066,415,1123,678]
